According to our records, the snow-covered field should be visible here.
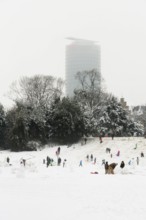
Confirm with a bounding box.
[0,137,146,220]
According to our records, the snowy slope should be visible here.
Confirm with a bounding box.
[0,137,146,220]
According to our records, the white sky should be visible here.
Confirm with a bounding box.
[0,0,146,107]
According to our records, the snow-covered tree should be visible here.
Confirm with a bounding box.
[98,96,144,136]
[131,105,146,134]
[9,75,64,109]
[74,69,108,135]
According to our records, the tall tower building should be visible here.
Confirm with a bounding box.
[65,37,101,96]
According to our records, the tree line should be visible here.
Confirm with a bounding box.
[0,71,144,151]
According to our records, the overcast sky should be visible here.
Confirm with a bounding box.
[0,0,146,108]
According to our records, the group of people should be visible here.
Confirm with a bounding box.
[80,143,145,174]
[43,147,67,168]
[3,141,145,174]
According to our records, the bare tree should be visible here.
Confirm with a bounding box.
[75,69,101,92]
[74,69,106,113]
[8,75,64,109]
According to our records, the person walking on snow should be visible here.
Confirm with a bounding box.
[86,154,89,161]
[57,157,62,166]
[94,157,96,164]
[63,159,67,167]
[120,161,125,169]
[79,160,83,167]
[136,157,139,165]
[6,157,10,164]
[99,134,103,143]
[105,161,109,174]
[90,154,93,161]
[116,150,120,156]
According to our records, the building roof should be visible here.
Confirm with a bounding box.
[66,37,98,45]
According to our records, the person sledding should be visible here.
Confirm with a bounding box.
[90,171,98,174]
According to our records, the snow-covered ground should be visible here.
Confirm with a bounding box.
[0,137,146,220]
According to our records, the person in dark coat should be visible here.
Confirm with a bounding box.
[111,132,115,140]
[90,154,93,161]
[120,161,125,169]
[86,154,89,161]
[6,157,10,163]
[46,156,51,167]
[94,157,96,164]
[105,161,109,174]
[57,147,61,155]
[141,152,144,157]
[136,157,139,165]
[57,157,61,166]
[22,159,26,167]
[116,150,120,156]
[99,134,103,143]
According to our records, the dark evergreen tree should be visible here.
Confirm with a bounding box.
[46,97,85,144]
[0,104,6,148]
[5,104,28,151]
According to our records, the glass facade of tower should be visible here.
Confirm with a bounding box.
[65,38,101,97]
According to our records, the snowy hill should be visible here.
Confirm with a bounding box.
[1,136,146,175]
[0,137,146,220]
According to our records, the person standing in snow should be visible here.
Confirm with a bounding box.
[63,159,67,167]
[120,161,125,169]
[105,161,109,174]
[102,159,105,165]
[22,159,26,167]
[57,157,61,166]
[116,150,120,156]
[99,134,103,143]
[136,157,139,165]
[94,157,96,164]
[79,160,83,167]
[128,160,131,165]
[46,156,51,167]
[111,132,115,140]
[141,152,144,157]
[86,154,89,161]
[90,154,93,161]
[57,147,61,156]
[6,157,10,164]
